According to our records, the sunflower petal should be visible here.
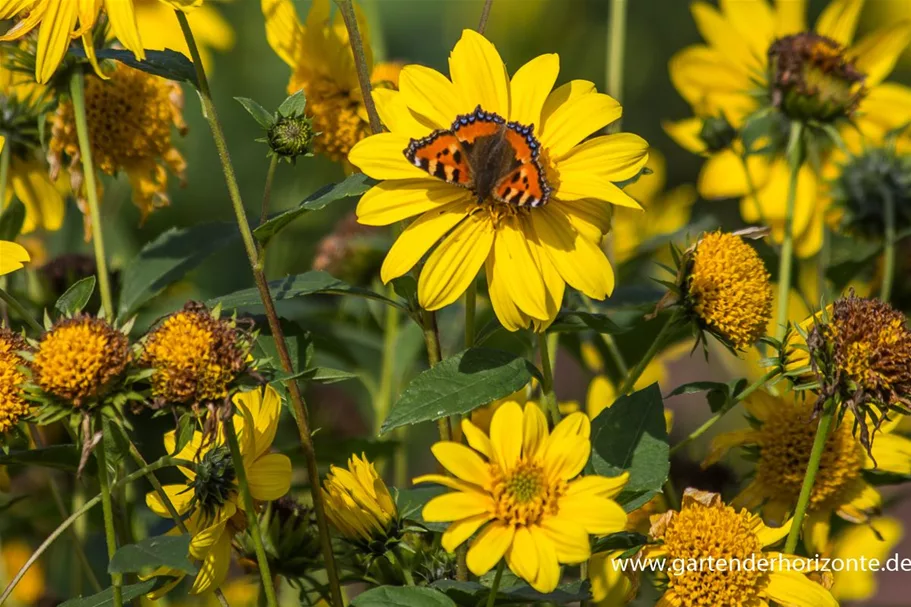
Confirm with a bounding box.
[423,491,492,522]
[418,211,494,311]
[246,453,292,502]
[431,442,492,487]
[0,241,29,276]
[539,92,621,159]
[814,0,863,46]
[509,53,559,128]
[448,29,509,117]
[466,522,515,576]
[380,201,471,283]
[358,179,467,226]
[442,513,491,553]
[764,570,838,607]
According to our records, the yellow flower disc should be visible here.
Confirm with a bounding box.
[0,329,31,434]
[687,232,773,349]
[33,316,130,407]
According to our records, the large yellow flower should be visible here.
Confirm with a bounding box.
[135,0,234,70]
[666,0,911,257]
[350,30,648,332]
[705,391,911,553]
[0,0,145,83]
[415,401,629,593]
[144,386,292,595]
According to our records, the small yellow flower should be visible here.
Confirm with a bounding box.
[705,391,911,553]
[33,316,130,408]
[416,401,629,593]
[48,62,187,236]
[140,302,253,410]
[829,517,903,601]
[144,386,292,595]
[134,0,234,71]
[0,0,145,83]
[350,30,649,332]
[642,489,837,607]
[262,0,402,162]
[1,540,46,606]
[684,231,773,350]
[322,453,398,545]
[0,328,31,435]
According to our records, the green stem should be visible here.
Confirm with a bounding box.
[335,0,381,135]
[537,332,560,424]
[0,288,43,334]
[477,0,495,33]
[69,71,114,317]
[774,122,804,340]
[376,284,400,436]
[619,309,681,395]
[465,280,477,348]
[176,13,343,606]
[0,137,9,211]
[783,403,835,554]
[95,419,123,607]
[881,190,896,302]
[421,309,452,441]
[582,296,628,376]
[669,368,780,456]
[258,155,279,227]
[389,548,415,586]
[224,418,279,607]
[486,560,506,607]
[606,0,628,130]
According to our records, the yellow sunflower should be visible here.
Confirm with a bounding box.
[350,30,648,332]
[0,0,145,84]
[705,391,911,553]
[666,0,911,258]
[415,401,629,593]
[134,0,234,71]
[144,386,292,595]
[641,488,837,607]
[829,516,903,602]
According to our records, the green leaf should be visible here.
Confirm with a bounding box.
[272,366,359,385]
[547,311,626,334]
[253,173,374,247]
[0,199,25,241]
[118,222,239,318]
[666,379,746,413]
[71,47,197,85]
[253,318,311,374]
[277,90,307,116]
[210,271,405,311]
[55,276,96,316]
[432,580,592,605]
[380,348,537,434]
[59,579,160,607]
[235,97,275,129]
[109,535,196,575]
[352,586,456,607]
[590,384,669,511]
[394,487,446,531]
[0,445,95,474]
[173,414,196,455]
[591,531,649,554]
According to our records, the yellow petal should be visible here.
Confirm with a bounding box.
[418,211,494,311]
[814,0,863,46]
[506,526,539,585]
[698,149,750,199]
[0,0,39,20]
[668,45,756,121]
[528,526,561,592]
[539,91,621,159]
[556,133,649,183]
[189,531,233,595]
[398,65,462,130]
[357,179,466,227]
[0,241,29,276]
[539,517,591,563]
[509,53,559,128]
[103,0,145,59]
[803,509,830,555]
[560,199,612,240]
[262,0,302,67]
[719,0,776,61]
[837,478,881,522]
[526,232,564,332]
[466,522,515,576]
[663,117,707,155]
[489,401,523,471]
[412,473,481,494]
[522,403,549,459]
[868,433,911,476]
[145,484,193,518]
[703,428,759,467]
[486,253,532,332]
[775,0,806,35]
[691,1,763,72]
[764,570,838,607]
[431,442,492,487]
[442,513,491,553]
[448,29,509,116]
[190,503,234,557]
[540,80,596,126]
[490,215,548,320]
[566,474,629,501]
[831,516,903,601]
[246,453,291,501]
[460,419,493,459]
[850,22,911,87]
[753,515,793,548]
[379,201,470,283]
[348,133,429,180]
[372,88,432,139]
[233,386,280,460]
[556,171,642,209]
[423,491,492,522]
[558,493,627,535]
[35,0,78,84]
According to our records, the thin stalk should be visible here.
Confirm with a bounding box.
[606,0,628,130]
[335,0,381,134]
[95,420,123,607]
[619,309,681,395]
[224,418,279,607]
[176,13,343,606]
[0,137,9,210]
[537,332,560,424]
[582,296,628,376]
[783,404,835,553]
[28,425,101,592]
[669,368,780,456]
[376,284,400,436]
[464,281,477,348]
[69,72,114,317]
[259,155,279,227]
[421,309,451,441]
[881,190,896,302]
[0,288,43,333]
[774,122,804,340]
[486,561,506,607]
[477,0,494,34]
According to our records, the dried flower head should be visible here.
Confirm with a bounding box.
[0,329,31,435]
[33,316,130,408]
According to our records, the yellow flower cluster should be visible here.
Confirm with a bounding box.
[0,329,30,434]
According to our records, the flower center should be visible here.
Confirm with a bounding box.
[755,401,863,511]
[659,502,766,605]
[0,331,29,435]
[189,445,237,519]
[768,32,865,121]
[490,458,563,526]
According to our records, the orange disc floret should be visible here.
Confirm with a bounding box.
[0,328,31,434]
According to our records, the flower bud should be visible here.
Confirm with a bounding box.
[268,114,315,161]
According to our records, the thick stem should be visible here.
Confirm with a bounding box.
[0,288,43,334]
[486,560,506,607]
[95,420,123,607]
[176,13,343,605]
[606,0,628,131]
[477,0,494,34]
[774,122,804,340]
[669,368,780,456]
[224,418,279,607]
[537,332,561,424]
[619,310,680,395]
[335,0,381,135]
[69,72,114,317]
[881,190,896,302]
[784,404,835,554]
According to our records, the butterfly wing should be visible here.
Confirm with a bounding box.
[492,122,551,207]
[404,131,472,187]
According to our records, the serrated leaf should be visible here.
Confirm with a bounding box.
[70,47,197,85]
[352,586,456,607]
[547,310,626,334]
[108,535,196,575]
[0,445,96,474]
[0,199,25,241]
[590,384,669,511]
[118,222,239,318]
[55,276,96,316]
[210,271,405,311]
[235,97,275,129]
[253,173,374,247]
[277,90,307,116]
[380,348,537,434]
[59,579,160,607]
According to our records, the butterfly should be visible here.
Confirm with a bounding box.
[404,105,552,207]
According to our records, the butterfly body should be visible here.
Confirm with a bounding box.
[405,106,551,207]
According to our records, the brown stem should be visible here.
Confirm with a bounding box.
[335,0,381,135]
[477,0,495,34]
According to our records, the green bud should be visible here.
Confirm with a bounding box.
[699,115,737,153]
[268,114,315,161]
[832,146,911,238]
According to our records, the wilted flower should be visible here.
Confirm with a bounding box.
[322,453,399,549]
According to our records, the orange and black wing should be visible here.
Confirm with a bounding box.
[492,122,551,207]
[404,130,472,186]
[450,105,505,146]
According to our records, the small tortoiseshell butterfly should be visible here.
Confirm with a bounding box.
[404,105,552,207]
